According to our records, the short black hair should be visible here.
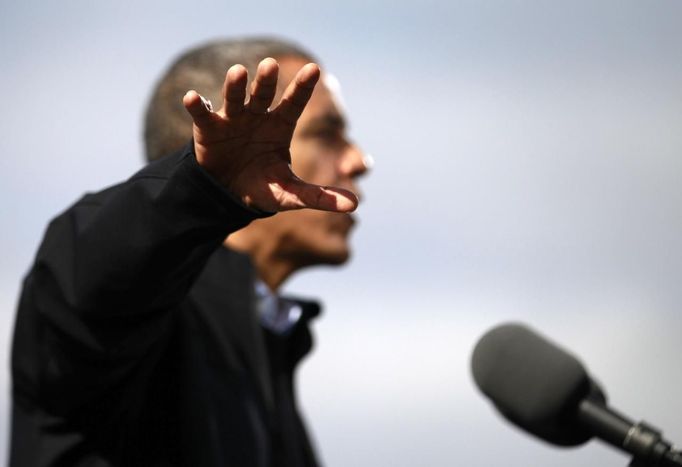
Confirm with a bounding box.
[143,37,316,162]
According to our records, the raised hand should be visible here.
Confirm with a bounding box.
[183,58,358,213]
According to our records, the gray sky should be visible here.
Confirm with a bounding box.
[2,1,682,465]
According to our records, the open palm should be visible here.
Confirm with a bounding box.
[183,58,358,213]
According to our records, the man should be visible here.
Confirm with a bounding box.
[10,37,369,466]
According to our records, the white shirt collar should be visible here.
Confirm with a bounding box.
[255,281,303,335]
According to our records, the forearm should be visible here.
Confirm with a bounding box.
[32,143,268,315]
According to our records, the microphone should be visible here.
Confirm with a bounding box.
[470,323,682,466]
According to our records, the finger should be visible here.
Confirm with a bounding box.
[281,177,359,212]
[272,63,320,126]
[247,58,279,115]
[183,90,216,128]
[223,64,248,118]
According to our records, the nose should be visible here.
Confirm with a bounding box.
[338,143,370,201]
[339,143,371,179]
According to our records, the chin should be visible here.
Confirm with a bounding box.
[325,248,351,265]
[302,243,351,267]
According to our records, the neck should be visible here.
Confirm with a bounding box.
[224,231,296,292]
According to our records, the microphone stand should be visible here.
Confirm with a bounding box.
[578,399,682,467]
[625,422,682,467]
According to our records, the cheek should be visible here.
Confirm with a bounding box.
[291,143,338,185]
[282,210,327,238]
[290,211,346,243]
[282,210,352,264]
[299,211,334,235]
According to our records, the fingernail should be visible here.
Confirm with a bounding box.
[200,95,213,112]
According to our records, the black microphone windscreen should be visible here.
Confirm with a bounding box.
[471,323,602,446]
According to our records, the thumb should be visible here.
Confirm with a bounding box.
[284,178,359,212]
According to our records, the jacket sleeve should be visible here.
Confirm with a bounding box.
[12,144,269,407]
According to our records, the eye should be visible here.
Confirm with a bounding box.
[313,128,346,147]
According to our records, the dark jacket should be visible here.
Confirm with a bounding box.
[10,145,321,466]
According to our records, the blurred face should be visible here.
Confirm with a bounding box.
[273,56,369,267]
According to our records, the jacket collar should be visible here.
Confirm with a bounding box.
[190,247,322,406]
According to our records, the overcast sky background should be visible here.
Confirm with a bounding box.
[2,1,682,465]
